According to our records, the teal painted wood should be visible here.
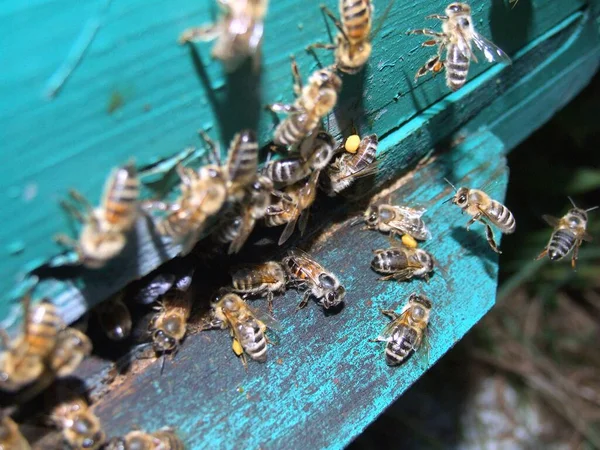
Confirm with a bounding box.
[0,0,598,329]
[53,130,507,450]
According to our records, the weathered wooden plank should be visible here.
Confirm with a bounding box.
[0,0,595,325]
[26,130,507,450]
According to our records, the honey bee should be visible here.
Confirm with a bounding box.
[0,294,63,392]
[47,327,93,378]
[179,0,268,72]
[371,245,435,281]
[407,3,511,91]
[267,57,342,147]
[55,162,139,268]
[306,0,373,74]
[265,169,320,245]
[364,203,432,240]
[231,261,287,312]
[446,180,516,253]
[0,416,31,450]
[105,427,184,450]
[264,132,337,185]
[50,397,105,450]
[148,290,192,355]
[282,248,346,310]
[204,292,278,368]
[536,198,597,269]
[94,292,132,341]
[323,134,378,196]
[144,161,227,254]
[371,293,432,366]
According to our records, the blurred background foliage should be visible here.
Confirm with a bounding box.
[350,75,600,449]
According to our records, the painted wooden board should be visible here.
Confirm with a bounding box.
[29,130,508,450]
[1,0,598,329]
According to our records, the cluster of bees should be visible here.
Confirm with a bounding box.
[1,1,596,448]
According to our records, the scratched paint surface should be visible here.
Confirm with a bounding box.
[29,131,503,450]
[0,0,596,325]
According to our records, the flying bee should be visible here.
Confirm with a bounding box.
[94,292,132,341]
[55,162,139,268]
[364,203,432,241]
[0,294,64,392]
[0,416,31,450]
[446,180,515,254]
[144,161,227,254]
[148,289,192,356]
[536,198,597,269]
[371,245,435,281]
[371,293,432,366]
[203,293,279,368]
[323,134,378,196]
[179,0,268,72]
[231,261,287,312]
[267,57,342,147]
[105,427,184,450]
[407,3,511,91]
[265,169,320,245]
[50,398,105,450]
[306,0,373,74]
[264,131,337,186]
[282,248,346,310]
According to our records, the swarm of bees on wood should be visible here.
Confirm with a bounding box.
[1,1,595,448]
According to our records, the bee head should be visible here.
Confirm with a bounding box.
[364,205,379,227]
[446,3,470,16]
[322,286,346,309]
[409,293,433,310]
[567,208,587,227]
[453,187,470,207]
[312,69,342,92]
[152,329,177,353]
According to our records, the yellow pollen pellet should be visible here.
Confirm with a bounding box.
[344,134,361,153]
[232,338,244,356]
[402,234,418,249]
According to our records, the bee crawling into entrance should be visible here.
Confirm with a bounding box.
[230,261,287,313]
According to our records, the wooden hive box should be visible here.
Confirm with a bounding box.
[0,0,599,448]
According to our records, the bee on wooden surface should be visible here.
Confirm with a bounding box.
[148,290,192,355]
[265,169,320,245]
[446,180,515,254]
[364,203,432,241]
[105,427,184,450]
[50,397,105,450]
[0,416,31,450]
[323,134,378,196]
[264,132,337,186]
[203,293,279,368]
[282,248,346,310]
[371,245,435,281]
[307,0,373,74]
[94,292,132,341]
[144,161,227,254]
[179,0,268,72]
[371,293,432,366]
[267,57,342,147]
[0,295,63,392]
[407,3,511,91]
[536,198,597,269]
[55,162,139,268]
[231,261,287,312]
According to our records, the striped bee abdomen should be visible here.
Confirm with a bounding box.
[239,322,267,361]
[104,164,139,230]
[371,249,407,273]
[488,200,516,233]
[227,130,258,184]
[341,0,372,41]
[264,158,309,184]
[386,326,418,366]
[548,229,576,261]
[27,301,62,357]
[274,112,314,147]
[350,134,378,173]
[445,45,470,91]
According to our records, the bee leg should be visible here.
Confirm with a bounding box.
[377,274,396,281]
[68,189,94,213]
[414,55,442,82]
[175,164,198,187]
[266,103,297,115]
[54,233,78,250]
[571,241,581,270]
[60,199,87,224]
[380,309,400,320]
[296,292,311,311]
[0,329,12,351]
[198,130,222,166]
[535,248,548,261]
[319,5,350,42]
[484,222,502,254]
[425,14,448,20]
[266,292,274,315]
[178,23,219,44]
[406,28,445,38]
[290,55,304,96]
[465,213,482,231]
[306,42,336,52]
[421,40,439,48]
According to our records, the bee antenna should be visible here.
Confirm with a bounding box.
[585,206,599,213]
[443,178,457,192]
[567,196,577,208]
[349,216,363,227]
[160,354,166,376]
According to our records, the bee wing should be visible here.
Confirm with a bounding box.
[582,231,593,243]
[247,304,282,331]
[329,160,381,185]
[394,206,426,218]
[390,268,417,281]
[278,214,299,246]
[286,248,327,286]
[229,212,256,254]
[472,32,512,64]
[377,309,411,340]
[541,215,560,228]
